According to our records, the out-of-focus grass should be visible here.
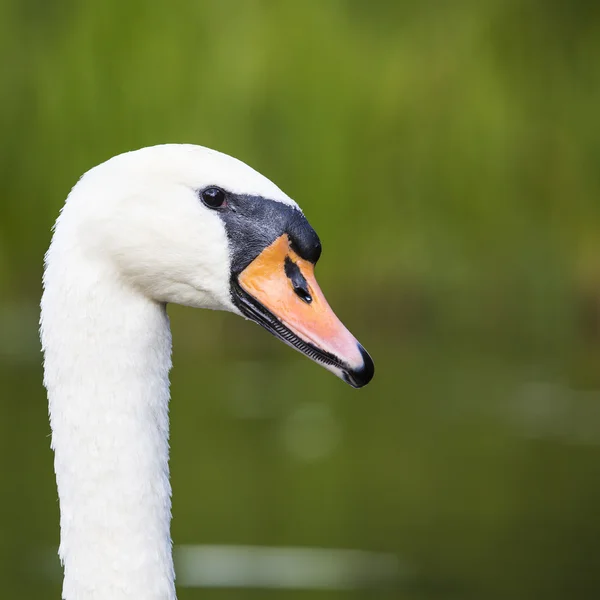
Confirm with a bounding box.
[1,1,600,599]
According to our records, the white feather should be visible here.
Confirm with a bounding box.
[40,144,296,600]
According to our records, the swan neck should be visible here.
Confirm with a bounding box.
[41,253,176,600]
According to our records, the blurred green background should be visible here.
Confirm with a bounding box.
[1,0,600,598]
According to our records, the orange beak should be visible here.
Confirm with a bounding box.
[233,234,374,387]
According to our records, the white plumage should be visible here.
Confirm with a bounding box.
[41,144,372,599]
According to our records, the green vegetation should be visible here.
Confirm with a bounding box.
[1,1,599,598]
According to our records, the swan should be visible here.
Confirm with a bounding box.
[40,144,374,600]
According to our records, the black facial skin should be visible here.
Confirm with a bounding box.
[198,187,374,388]
[199,188,322,273]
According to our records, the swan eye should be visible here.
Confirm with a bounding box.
[200,187,227,208]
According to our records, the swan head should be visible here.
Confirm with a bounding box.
[65,144,374,388]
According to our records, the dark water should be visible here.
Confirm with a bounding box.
[2,297,600,600]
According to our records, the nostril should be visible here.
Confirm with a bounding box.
[293,284,312,304]
[285,256,313,304]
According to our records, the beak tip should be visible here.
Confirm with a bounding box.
[344,344,375,388]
